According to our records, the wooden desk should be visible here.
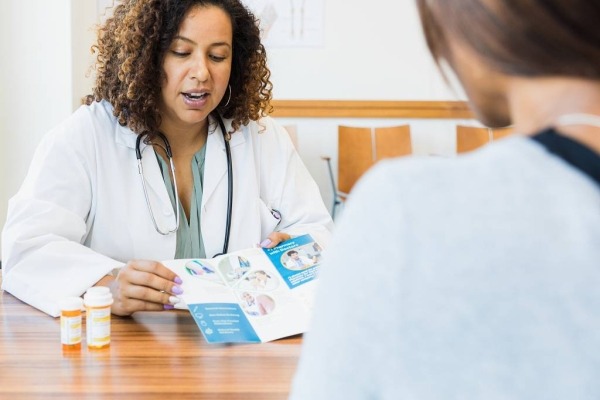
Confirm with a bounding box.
[0,281,302,399]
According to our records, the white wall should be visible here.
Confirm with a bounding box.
[0,0,96,259]
[71,1,98,110]
[267,0,456,100]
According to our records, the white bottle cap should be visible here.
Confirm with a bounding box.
[59,297,84,312]
[84,286,114,307]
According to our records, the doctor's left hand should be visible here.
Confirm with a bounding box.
[95,260,183,316]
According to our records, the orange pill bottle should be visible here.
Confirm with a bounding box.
[59,297,83,351]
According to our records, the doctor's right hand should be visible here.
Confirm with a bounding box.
[95,260,183,316]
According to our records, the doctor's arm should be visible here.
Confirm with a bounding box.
[1,129,123,317]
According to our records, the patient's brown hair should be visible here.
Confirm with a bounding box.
[416,0,600,78]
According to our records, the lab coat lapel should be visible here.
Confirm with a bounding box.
[115,125,174,224]
[138,143,173,209]
[202,119,245,207]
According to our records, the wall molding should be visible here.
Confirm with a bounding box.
[270,100,473,119]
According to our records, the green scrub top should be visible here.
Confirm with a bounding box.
[156,145,207,259]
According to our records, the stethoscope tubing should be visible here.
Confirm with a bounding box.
[213,112,232,257]
[136,131,181,236]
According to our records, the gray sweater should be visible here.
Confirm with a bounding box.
[290,136,600,400]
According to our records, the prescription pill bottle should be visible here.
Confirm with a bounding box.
[59,297,83,351]
[83,286,114,349]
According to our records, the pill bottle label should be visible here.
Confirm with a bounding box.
[60,311,82,349]
[86,306,111,348]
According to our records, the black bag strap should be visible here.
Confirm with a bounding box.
[531,128,600,187]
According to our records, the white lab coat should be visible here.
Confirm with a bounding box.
[1,100,333,317]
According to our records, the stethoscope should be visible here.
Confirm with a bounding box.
[135,112,233,257]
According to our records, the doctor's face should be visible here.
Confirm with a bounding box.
[159,5,232,134]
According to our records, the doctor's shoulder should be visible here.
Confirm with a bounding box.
[36,99,126,160]
[47,99,117,142]
[244,116,296,153]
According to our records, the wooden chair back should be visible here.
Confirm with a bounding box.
[337,126,374,195]
[337,124,412,194]
[374,125,412,160]
[492,127,513,140]
[456,125,513,153]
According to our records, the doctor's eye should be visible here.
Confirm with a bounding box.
[209,54,227,62]
[170,50,190,57]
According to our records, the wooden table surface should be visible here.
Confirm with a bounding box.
[0,280,303,400]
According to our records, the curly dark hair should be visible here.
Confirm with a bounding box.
[89,0,272,137]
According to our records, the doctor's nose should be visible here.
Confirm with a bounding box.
[190,59,210,82]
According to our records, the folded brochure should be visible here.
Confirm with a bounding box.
[163,234,323,343]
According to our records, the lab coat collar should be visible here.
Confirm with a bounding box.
[110,108,246,215]
[101,99,137,150]
[114,121,138,149]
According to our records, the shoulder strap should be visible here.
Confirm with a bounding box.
[531,128,600,186]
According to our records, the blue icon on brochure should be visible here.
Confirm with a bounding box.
[205,328,213,335]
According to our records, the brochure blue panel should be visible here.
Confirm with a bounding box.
[188,303,260,343]
[264,234,320,289]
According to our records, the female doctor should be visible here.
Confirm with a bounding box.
[1,0,333,317]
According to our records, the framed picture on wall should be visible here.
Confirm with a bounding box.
[243,0,324,48]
